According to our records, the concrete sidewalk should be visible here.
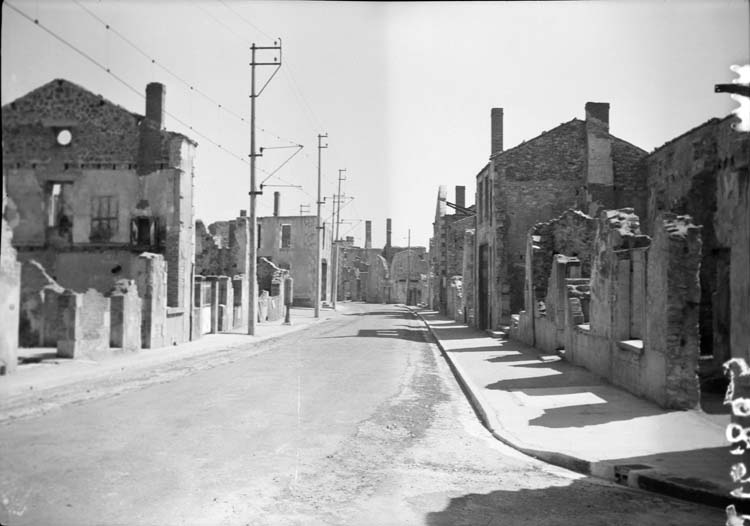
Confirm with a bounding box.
[0,307,337,421]
[413,308,737,509]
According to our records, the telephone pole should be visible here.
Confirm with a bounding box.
[331,168,346,309]
[315,133,328,318]
[248,39,282,335]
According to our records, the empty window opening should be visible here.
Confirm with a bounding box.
[281,224,292,248]
[47,182,74,241]
[90,196,119,241]
[130,216,158,247]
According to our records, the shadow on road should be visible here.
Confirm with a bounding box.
[424,478,724,525]
[317,327,429,343]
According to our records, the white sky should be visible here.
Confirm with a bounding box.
[2,0,748,248]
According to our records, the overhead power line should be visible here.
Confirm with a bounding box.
[70,0,303,149]
[4,0,307,190]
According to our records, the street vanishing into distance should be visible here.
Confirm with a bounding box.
[0,303,722,525]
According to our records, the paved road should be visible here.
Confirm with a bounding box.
[0,303,722,525]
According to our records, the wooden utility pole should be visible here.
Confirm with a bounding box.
[248,39,282,335]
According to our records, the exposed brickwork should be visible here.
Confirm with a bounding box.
[474,106,647,328]
[462,229,476,326]
[643,116,750,374]
[645,213,702,409]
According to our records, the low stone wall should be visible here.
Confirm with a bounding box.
[513,207,702,410]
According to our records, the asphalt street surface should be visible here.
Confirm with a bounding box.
[0,303,723,525]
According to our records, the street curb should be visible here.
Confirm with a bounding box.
[408,307,735,510]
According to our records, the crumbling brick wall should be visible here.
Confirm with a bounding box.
[643,213,702,408]
[462,229,476,326]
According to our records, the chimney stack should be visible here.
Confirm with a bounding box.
[145,83,165,130]
[491,107,503,157]
[365,220,372,249]
[455,186,465,211]
[273,191,280,216]
[585,102,610,131]
[386,218,392,247]
[239,209,247,217]
[584,102,614,213]
[137,82,166,175]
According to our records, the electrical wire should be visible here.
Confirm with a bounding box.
[71,0,303,148]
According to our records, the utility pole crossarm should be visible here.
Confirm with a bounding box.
[248,38,283,336]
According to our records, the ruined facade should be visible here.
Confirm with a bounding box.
[473,104,647,329]
[2,79,197,355]
[389,247,428,305]
[257,214,332,307]
[642,116,749,374]
[430,185,475,313]
[194,212,250,331]
[514,208,702,409]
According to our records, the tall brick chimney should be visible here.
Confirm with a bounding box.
[585,102,609,131]
[273,191,280,216]
[386,218,392,248]
[584,102,614,214]
[365,220,372,249]
[146,83,165,130]
[455,186,465,210]
[491,107,504,157]
[137,82,166,175]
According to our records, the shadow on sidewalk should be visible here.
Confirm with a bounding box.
[424,477,725,524]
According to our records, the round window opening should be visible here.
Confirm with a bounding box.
[56,129,72,146]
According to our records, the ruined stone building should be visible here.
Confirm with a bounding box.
[333,220,386,302]
[193,212,250,335]
[430,185,475,315]
[641,116,749,377]
[257,193,332,307]
[473,104,647,329]
[2,79,197,358]
[389,247,428,305]
[510,113,748,409]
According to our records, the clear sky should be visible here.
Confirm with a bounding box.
[2,0,748,248]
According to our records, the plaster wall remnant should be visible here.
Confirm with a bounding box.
[135,252,167,348]
[18,259,65,347]
[365,255,390,304]
[109,279,142,351]
[57,288,111,359]
[446,276,464,322]
[1,189,22,375]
